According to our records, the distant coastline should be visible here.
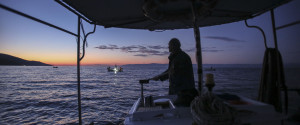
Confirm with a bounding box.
[0,53,52,66]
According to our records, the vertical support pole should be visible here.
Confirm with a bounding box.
[141,83,144,107]
[271,9,278,50]
[77,16,82,125]
[270,9,282,113]
[191,2,203,93]
[271,9,288,114]
[193,25,203,93]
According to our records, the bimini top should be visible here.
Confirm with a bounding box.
[57,0,291,30]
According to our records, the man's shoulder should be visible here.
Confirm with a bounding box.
[173,51,191,62]
[179,51,191,58]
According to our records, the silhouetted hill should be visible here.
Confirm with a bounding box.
[0,53,51,66]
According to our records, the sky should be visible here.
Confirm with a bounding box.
[0,0,299,66]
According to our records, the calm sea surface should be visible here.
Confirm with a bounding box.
[0,64,299,125]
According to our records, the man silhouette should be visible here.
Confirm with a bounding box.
[151,38,198,106]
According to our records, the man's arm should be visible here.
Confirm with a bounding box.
[151,69,169,81]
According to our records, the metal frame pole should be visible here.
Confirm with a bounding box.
[276,20,300,30]
[141,83,144,107]
[1,3,88,124]
[77,16,82,125]
[271,10,278,50]
[0,4,77,36]
[271,9,288,114]
[55,0,93,24]
[191,3,203,93]
[193,25,203,93]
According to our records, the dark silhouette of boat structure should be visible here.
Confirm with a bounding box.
[107,68,114,72]
[1,0,299,124]
[204,67,216,71]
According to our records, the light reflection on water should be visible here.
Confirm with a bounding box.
[0,65,298,124]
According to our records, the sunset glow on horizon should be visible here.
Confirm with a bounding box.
[1,0,300,66]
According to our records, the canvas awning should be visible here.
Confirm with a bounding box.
[58,0,291,30]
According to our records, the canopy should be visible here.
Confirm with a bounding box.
[59,0,290,30]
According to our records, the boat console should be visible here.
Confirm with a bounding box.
[124,79,194,125]
[124,95,193,125]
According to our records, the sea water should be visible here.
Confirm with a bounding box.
[0,64,299,125]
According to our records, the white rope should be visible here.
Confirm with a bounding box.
[191,92,238,125]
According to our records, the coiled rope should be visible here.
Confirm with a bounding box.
[191,92,238,125]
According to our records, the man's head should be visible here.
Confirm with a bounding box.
[168,38,181,53]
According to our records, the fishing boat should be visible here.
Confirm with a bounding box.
[1,0,299,124]
[107,66,123,72]
[107,67,116,72]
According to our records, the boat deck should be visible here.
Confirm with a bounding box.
[124,94,299,125]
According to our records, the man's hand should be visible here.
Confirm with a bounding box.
[139,79,149,84]
[151,76,160,81]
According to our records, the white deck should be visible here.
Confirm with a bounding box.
[124,94,286,125]
[124,95,193,125]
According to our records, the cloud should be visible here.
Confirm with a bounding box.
[203,49,224,52]
[151,51,169,56]
[120,45,139,52]
[202,47,224,52]
[185,48,195,52]
[184,47,223,53]
[95,44,224,57]
[134,54,148,57]
[95,45,119,50]
[204,36,246,42]
[95,44,169,57]
[148,45,168,50]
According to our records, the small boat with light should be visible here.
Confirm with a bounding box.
[107,66,123,72]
